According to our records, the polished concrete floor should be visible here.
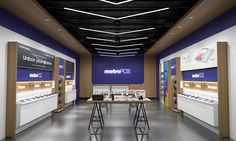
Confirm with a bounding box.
[4,100,232,141]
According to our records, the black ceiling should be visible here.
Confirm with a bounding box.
[37,0,199,56]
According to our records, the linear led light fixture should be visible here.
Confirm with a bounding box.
[100,54,136,57]
[95,48,140,52]
[117,7,169,20]
[80,27,117,35]
[120,37,148,42]
[87,37,116,42]
[97,51,117,55]
[64,7,169,20]
[99,0,133,5]
[119,51,138,55]
[64,7,116,20]
[80,27,155,35]
[92,43,143,48]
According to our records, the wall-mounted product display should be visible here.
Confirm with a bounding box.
[170,58,181,112]
[65,60,76,104]
[177,42,229,137]
[6,42,58,137]
[159,71,165,104]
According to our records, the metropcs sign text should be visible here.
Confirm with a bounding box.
[104,69,131,74]
[192,73,204,78]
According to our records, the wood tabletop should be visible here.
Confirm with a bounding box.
[87,98,151,104]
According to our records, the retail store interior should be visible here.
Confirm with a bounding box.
[0,0,236,141]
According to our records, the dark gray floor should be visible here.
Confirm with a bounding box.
[4,100,232,141]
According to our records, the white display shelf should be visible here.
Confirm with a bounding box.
[178,94,218,127]
[16,94,58,127]
[65,89,77,104]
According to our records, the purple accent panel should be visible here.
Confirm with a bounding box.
[17,68,53,81]
[92,56,144,84]
[156,6,236,100]
[59,58,65,76]
[182,68,217,82]
[0,8,80,98]
[171,58,177,76]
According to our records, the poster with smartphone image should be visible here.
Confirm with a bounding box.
[181,44,217,71]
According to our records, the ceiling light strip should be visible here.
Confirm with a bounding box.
[117,0,133,5]
[117,7,169,20]
[87,37,116,42]
[100,54,136,57]
[79,27,116,35]
[80,27,155,35]
[97,51,117,55]
[92,43,143,48]
[120,37,148,42]
[99,0,133,5]
[117,27,155,35]
[64,7,116,20]
[95,48,140,52]
[119,51,138,55]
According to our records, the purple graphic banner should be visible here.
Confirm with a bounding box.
[17,68,53,81]
[92,56,144,84]
[182,67,217,82]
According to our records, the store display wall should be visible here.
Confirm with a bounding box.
[156,6,236,140]
[0,8,78,140]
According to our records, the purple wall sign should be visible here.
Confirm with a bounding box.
[17,68,53,81]
[92,56,144,84]
[171,58,177,76]
[182,67,217,82]
[59,58,65,76]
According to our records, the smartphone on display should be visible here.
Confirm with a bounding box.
[195,48,214,63]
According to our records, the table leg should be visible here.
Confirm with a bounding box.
[88,103,96,129]
[133,103,140,125]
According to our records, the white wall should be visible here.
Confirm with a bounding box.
[0,26,76,140]
[160,25,236,140]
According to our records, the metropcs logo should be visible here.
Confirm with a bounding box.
[192,73,204,78]
[104,69,131,74]
[29,73,42,78]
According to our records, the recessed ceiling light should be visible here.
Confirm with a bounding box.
[99,0,133,5]
[79,27,155,35]
[92,43,143,48]
[170,32,174,35]
[189,16,194,19]
[178,25,182,28]
[119,51,138,55]
[57,28,62,31]
[120,37,148,42]
[97,51,117,55]
[86,37,116,42]
[95,48,140,52]
[64,7,169,21]
[71,40,75,43]
[44,18,50,22]
[100,54,136,57]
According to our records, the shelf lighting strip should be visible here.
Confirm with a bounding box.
[80,27,155,35]
[95,48,140,52]
[91,43,143,48]
[100,54,136,57]
[64,7,169,20]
